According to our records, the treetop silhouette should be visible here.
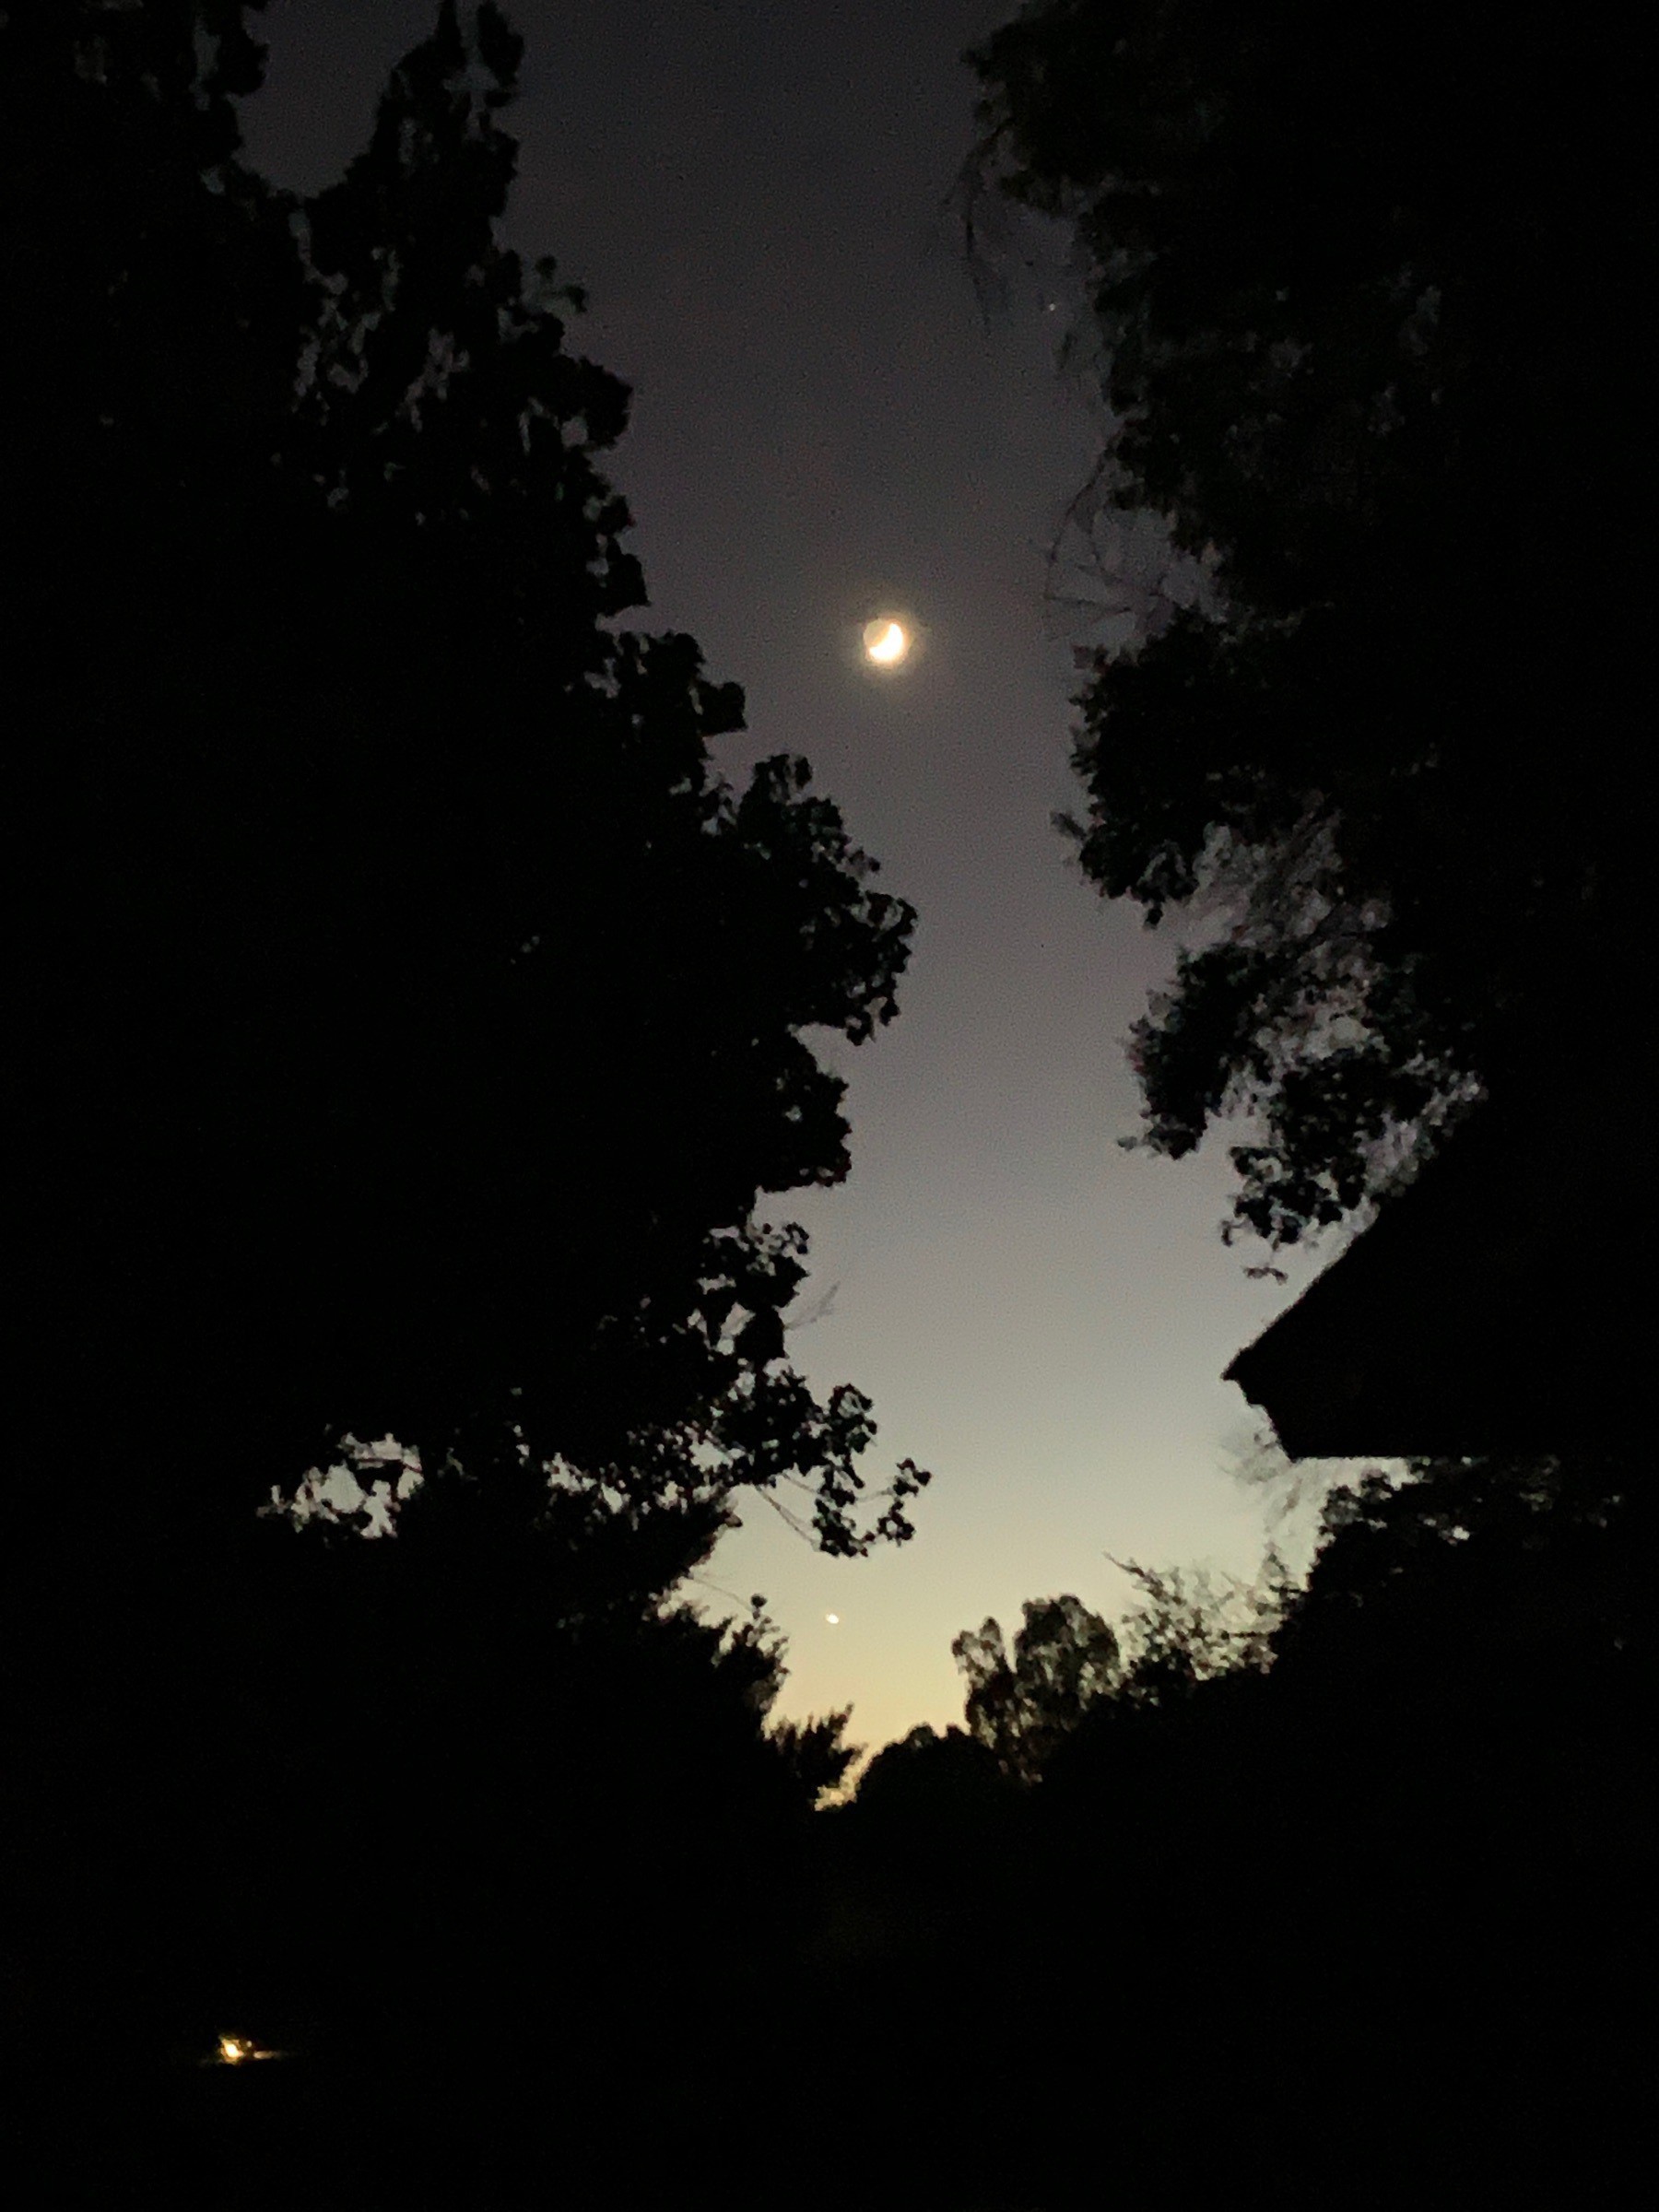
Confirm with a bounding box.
[965,3,1641,1253]
[11,0,929,1583]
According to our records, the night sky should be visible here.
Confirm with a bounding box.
[240,0,1361,1764]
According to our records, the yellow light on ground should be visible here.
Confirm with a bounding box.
[862,618,909,666]
[213,2031,283,2065]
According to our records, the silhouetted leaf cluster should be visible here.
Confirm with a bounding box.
[966,3,1642,1249]
[6,0,924,2112]
[951,1559,1287,1782]
[801,1447,1643,2202]
[11,0,925,1571]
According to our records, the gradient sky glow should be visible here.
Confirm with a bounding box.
[241,0,1371,1769]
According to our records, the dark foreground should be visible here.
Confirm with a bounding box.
[9,1901,1632,2211]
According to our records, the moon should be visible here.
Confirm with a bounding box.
[825,1613,841,1626]
[862,618,909,666]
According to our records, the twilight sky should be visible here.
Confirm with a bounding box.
[241,0,1364,1765]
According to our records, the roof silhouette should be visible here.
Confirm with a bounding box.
[1224,1064,1647,1459]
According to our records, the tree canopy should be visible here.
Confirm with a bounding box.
[10,0,927,1589]
[779,1447,1637,2202]
[950,1559,1284,1783]
[952,1593,1121,1783]
[4,0,928,2080]
[966,2,1642,1252]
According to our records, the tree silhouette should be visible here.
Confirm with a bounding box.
[6,0,928,2084]
[950,1563,1285,1785]
[830,1453,1642,2206]
[954,34,1647,2183]
[13,0,927,1571]
[952,1594,1120,1783]
[966,3,1642,1253]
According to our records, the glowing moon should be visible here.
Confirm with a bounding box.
[825,1613,841,1625]
[862,618,909,666]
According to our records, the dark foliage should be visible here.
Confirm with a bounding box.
[5,0,923,2135]
[11,0,925,1566]
[788,1450,1643,2204]
[966,2,1643,1251]
[953,1592,1121,1783]
[6,12,1645,2205]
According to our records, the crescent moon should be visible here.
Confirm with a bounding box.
[863,618,909,665]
